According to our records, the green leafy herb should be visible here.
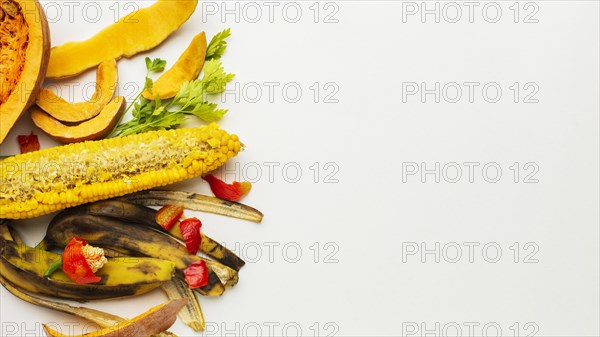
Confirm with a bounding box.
[145,57,167,72]
[110,30,235,138]
[190,102,228,123]
[201,59,236,94]
[206,28,231,61]
[108,58,167,137]
[111,59,234,137]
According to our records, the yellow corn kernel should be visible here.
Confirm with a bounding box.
[0,124,242,219]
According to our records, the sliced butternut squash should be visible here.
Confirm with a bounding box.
[46,0,198,79]
[143,32,207,100]
[0,0,50,144]
[30,96,125,143]
[36,59,118,123]
[43,299,187,337]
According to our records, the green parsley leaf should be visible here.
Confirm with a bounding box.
[200,59,236,95]
[190,103,228,123]
[111,32,235,137]
[173,60,235,107]
[145,77,154,91]
[145,57,167,72]
[206,28,231,61]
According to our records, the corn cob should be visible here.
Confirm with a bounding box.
[0,123,242,219]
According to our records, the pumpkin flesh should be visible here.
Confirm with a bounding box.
[0,0,50,144]
[0,1,28,105]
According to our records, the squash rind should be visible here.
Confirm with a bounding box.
[36,59,118,123]
[31,96,126,143]
[0,0,50,144]
[46,0,198,79]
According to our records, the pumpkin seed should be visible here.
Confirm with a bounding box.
[1,0,18,18]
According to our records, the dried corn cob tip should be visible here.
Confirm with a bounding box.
[0,124,242,219]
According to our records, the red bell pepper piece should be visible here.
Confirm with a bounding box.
[62,237,101,285]
[180,217,202,254]
[156,205,184,230]
[184,260,209,288]
[202,174,252,202]
[17,132,40,154]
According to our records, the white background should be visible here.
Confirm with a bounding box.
[1,1,599,336]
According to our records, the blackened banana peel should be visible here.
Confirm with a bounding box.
[44,210,239,296]
[82,200,245,271]
[0,237,175,301]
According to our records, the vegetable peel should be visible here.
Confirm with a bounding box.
[46,0,198,78]
[17,132,40,153]
[120,190,264,223]
[36,59,118,123]
[43,299,187,337]
[180,217,202,254]
[162,279,205,331]
[203,174,252,202]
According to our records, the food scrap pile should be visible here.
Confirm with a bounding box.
[0,1,261,336]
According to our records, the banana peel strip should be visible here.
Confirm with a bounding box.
[162,279,205,331]
[170,227,245,272]
[0,275,123,328]
[82,200,245,271]
[63,203,242,286]
[204,259,239,288]
[0,223,13,241]
[43,299,187,337]
[120,190,263,223]
[0,226,178,337]
[7,225,22,244]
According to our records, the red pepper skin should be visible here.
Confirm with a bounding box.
[184,260,209,288]
[202,174,252,202]
[180,217,202,254]
[17,132,40,154]
[62,237,101,285]
[155,205,184,230]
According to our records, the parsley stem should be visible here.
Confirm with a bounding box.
[108,43,234,138]
[108,70,151,138]
[117,113,186,138]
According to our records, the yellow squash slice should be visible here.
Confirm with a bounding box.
[143,32,207,100]
[46,0,198,78]
[31,96,125,143]
[37,60,118,122]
